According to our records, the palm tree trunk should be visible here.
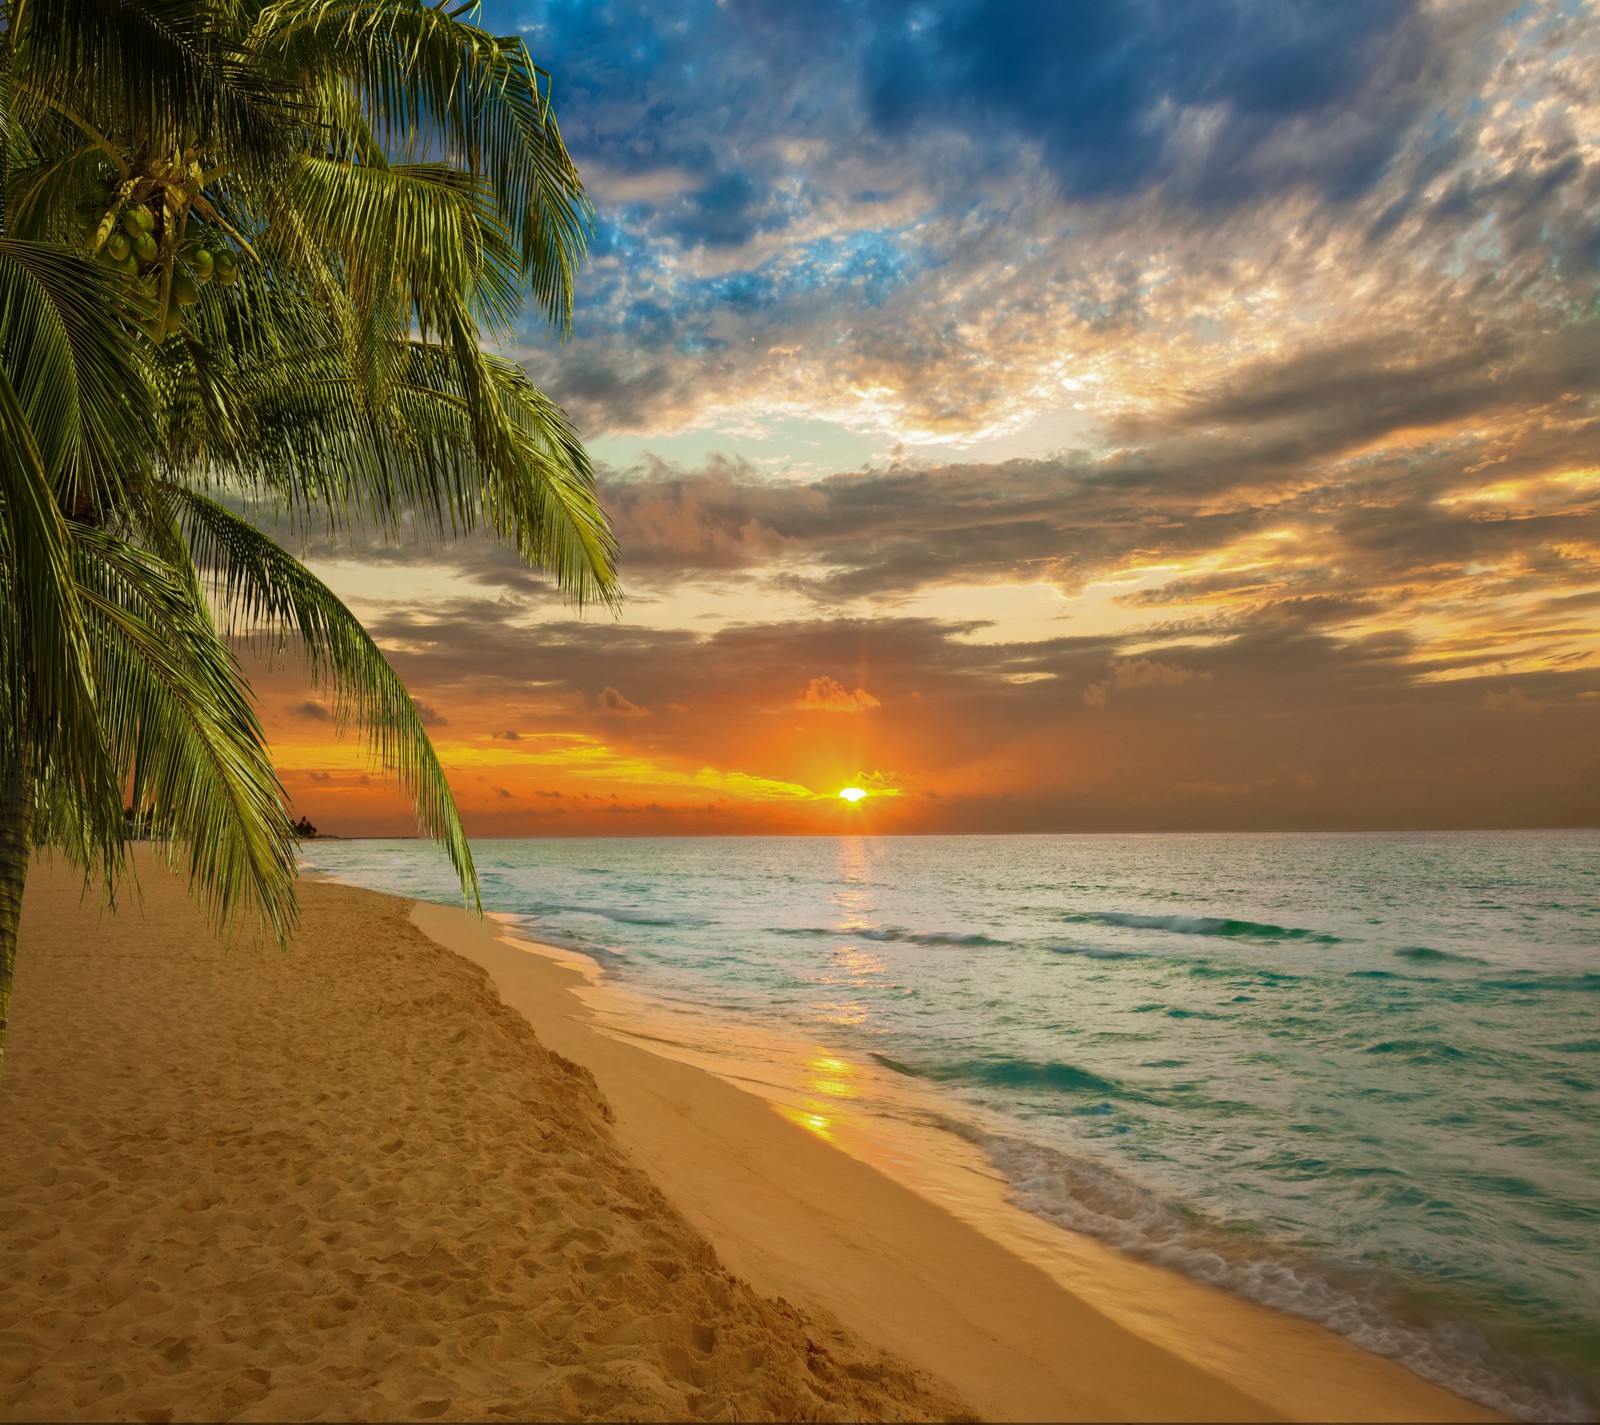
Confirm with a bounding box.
[0,742,35,1079]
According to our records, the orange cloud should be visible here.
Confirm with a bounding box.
[798,675,882,713]
[1084,657,1210,707]
[596,686,651,717]
[1482,687,1541,714]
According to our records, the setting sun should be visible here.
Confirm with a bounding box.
[838,787,867,803]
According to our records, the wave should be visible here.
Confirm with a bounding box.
[967,1130,1590,1422]
[1394,945,1484,965]
[1047,942,1143,960]
[1362,1038,1472,1065]
[503,917,616,960]
[872,1050,1121,1097]
[859,927,1008,947]
[1481,973,1600,995]
[775,925,1010,948]
[521,900,708,929]
[1065,910,1342,944]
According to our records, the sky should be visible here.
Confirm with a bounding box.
[257,0,1600,837]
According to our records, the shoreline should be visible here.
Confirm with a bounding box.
[1,856,1504,1422]
[412,897,1502,1423]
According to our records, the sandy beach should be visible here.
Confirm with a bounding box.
[1,856,1501,1422]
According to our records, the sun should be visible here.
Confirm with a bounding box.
[838,787,868,803]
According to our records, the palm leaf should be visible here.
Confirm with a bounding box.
[257,0,592,329]
[73,524,300,944]
[0,238,155,513]
[189,334,618,608]
[169,484,479,904]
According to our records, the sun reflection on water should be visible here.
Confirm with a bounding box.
[812,999,870,1027]
[807,1051,861,1101]
[830,836,876,932]
[777,1105,836,1140]
[774,1048,876,1141]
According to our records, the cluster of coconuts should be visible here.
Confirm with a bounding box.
[78,189,240,336]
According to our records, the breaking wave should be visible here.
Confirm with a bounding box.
[1064,910,1342,943]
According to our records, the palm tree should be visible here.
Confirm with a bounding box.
[0,0,619,1074]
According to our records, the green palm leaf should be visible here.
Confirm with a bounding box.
[71,525,300,944]
[169,484,480,905]
[257,0,592,329]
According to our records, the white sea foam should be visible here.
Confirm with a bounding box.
[971,1130,1590,1422]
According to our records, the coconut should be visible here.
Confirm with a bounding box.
[107,233,131,262]
[118,254,140,276]
[132,232,158,262]
[191,248,215,280]
[164,309,184,336]
[173,271,200,306]
[213,252,238,286]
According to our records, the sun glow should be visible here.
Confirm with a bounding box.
[838,787,868,802]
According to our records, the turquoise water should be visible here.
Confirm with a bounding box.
[301,831,1600,1419]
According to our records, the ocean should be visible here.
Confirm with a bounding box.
[300,830,1599,1420]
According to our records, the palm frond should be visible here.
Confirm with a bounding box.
[73,524,300,945]
[257,0,592,330]
[292,154,523,338]
[169,485,479,904]
[11,0,301,179]
[0,238,156,513]
[215,336,618,607]
[0,365,123,869]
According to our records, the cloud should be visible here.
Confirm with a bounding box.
[1482,687,1542,714]
[798,675,882,712]
[502,0,1590,452]
[597,686,651,716]
[861,0,1438,205]
[258,587,1600,833]
[293,700,332,721]
[1085,658,1212,707]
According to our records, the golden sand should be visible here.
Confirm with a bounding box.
[0,860,968,1422]
[0,856,1501,1422]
